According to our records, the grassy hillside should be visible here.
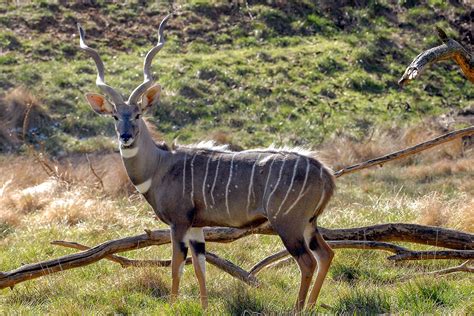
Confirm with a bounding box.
[0,0,472,154]
[0,1,473,314]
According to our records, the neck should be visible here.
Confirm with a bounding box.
[119,119,162,193]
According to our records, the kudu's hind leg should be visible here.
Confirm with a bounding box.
[277,230,317,312]
[187,227,208,309]
[306,226,334,309]
[170,226,189,303]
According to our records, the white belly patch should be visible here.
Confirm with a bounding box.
[135,178,152,194]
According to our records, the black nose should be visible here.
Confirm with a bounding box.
[120,133,132,142]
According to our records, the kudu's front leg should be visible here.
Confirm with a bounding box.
[187,227,208,309]
[170,226,188,304]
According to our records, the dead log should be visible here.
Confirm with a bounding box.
[0,223,472,290]
[399,27,473,85]
[52,240,259,286]
[249,241,474,276]
[50,240,191,268]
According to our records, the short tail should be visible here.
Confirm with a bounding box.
[314,164,336,218]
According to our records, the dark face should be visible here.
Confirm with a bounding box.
[85,84,160,147]
[112,103,142,147]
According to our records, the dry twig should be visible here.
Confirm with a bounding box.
[422,260,473,277]
[85,154,105,191]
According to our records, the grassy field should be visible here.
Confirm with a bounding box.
[1,1,473,314]
[0,146,472,314]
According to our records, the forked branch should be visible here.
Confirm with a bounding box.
[52,240,259,286]
[422,260,473,277]
[249,241,474,276]
[399,27,473,85]
[0,223,472,290]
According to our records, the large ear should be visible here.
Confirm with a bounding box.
[85,93,114,115]
[140,84,161,112]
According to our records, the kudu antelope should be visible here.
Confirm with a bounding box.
[77,15,335,311]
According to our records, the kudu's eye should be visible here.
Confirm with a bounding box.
[135,114,141,120]
[113,115,119,121]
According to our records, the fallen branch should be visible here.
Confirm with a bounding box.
[50,240,189,268]
[387,250,474,261]
[423,260,473,277]
[51,240,258,286]
[333,126,474,178]
[399,27,473,85]
[1,223,472,289]
[250,241,474,276]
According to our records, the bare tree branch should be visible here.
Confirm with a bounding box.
[422,260,473,277]
[1,223,472,289]
[51,240,259,286]
[399,27,473,85]
[50,240,190,268]
[387,250,474,261]
[250,241,474,276]
[333,126,474,178]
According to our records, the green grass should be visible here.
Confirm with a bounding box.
[0,1,473,314]
[0,1,472,154]
[0,159,472,314]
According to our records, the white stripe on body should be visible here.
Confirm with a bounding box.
[262,155,277,206]
[210,156,221,207]
[182,153,187,197]
[283,157,310,215]
[274,156,300,217]
[202,156,211,210]
[225,153,237,216]
[311,166,326,214]
[246,153,262,213]
[312,188,326,214]
[120,146,139,158]
[135,178,152,194]
[266,155,287,212]
[190,153,197,207]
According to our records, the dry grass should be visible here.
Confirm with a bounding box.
[0,152,141,229]
[416,193,474,232]
[0,87,49,152]
[321,119,468,171]
[0,120,472,233]
[404,156,473,182]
